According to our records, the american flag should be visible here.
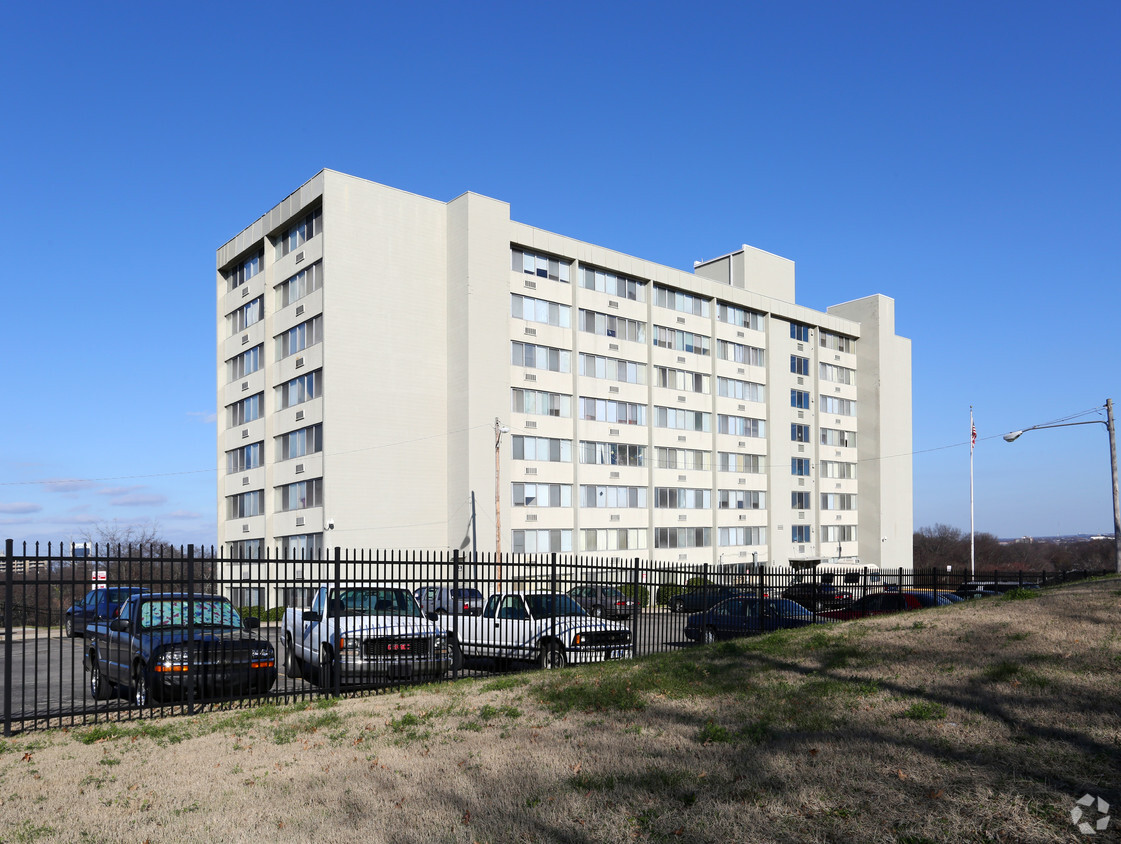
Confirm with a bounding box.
[971,421,976,450]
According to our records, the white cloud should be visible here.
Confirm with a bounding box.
[0,502,42,514]
[41,479,99,493]
[110,494,168,507]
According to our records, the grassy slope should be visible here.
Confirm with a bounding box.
[1,579,1119,843]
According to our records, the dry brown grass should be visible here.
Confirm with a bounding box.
[1,579,1120,843]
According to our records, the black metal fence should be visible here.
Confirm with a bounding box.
[1,538,1110,735]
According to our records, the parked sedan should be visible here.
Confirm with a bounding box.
[567,585,636,619]
[65,587,149,638]
[816,592,924,621]
[668,585,754,614]
[780,583,854,612]
[684,597,815,643]
[413,586,484,617]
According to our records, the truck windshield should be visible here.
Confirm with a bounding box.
[139,598,241,630]
[332,588,422,618]
[525,594,587,618]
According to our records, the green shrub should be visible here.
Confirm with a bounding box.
[237,605,286,622]
[1001,588,1039,601]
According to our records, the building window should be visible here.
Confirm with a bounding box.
[821,493,857,511]
[654,527,712,549]
[227,490,263,519]
[227,539,263,559]
[580,485,647,508]
[580,528,646,551]
[512,342,571,373]
[581,266,646,301]
[791,458,812,476]
[791,389,810,409]
[820,396,857,416]
[228,297,263,335]
[790,355,810,376]
[720,490,766,510]
[512,247,571,282]
[655,488,711,509]
[655,366,709,394]
[717,302,765,330]
[791,491,811,509]
[579,309,646,343]
[820,428,857,448]
[579,441,645,467]
[717,415,765,438]
[580,397,646,425]
[511,388,571,418]
[820,331,854,353]
[277,424,323,461]
[654,407,711,432]
[511,294,572,328]
[580,353,645,384]
[226,249,262,292]
[820,461,857,479]
[275,208,322,259]
[653,284,709,317]
[653,326,710,356]
[821,525,858,542]
[512,483,572,507]
[718,377,764,402]
[278,534,323,559]
[277,315,323,360]
[278,370,321,409]
[511,529,573,553]
[227,345,262,382]
[226,442,262,473]
[820,363,856,385]
[790,323,810,342]
[277,478,323,511]
[791,424,811,443]
[276,261,323,308]
[791,525,812,543]
[718,452,763,473]
[719,527,767,546]
[228,393,263,426]
[717,341,765,366]
[655,447,709,470]
[512,436,572,463]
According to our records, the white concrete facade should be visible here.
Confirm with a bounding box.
[216,170,913,572]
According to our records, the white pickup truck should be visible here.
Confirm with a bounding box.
[449,591,632,670]
[282,584,452,685]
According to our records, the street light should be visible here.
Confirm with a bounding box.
[1002,399,1120,574]
[494,418,510,589]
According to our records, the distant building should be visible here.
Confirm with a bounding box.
[216,170,912,572]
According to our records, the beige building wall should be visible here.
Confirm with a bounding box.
[216,171,912,577]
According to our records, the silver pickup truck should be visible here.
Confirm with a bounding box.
[451,591,632,670]
[282,584,452,685]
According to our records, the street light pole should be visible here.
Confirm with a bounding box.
[1003,399,1120,574]
[494,418,510,590]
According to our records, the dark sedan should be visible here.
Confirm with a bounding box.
[65,587,149,638]
[780,583,854,612]
[567,585,636,619]
[684,597,815,643]
[817,592,923,621]
[668,585,756,614]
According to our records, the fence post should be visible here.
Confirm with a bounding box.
[332,547,342,697]
[451,549,460,679]
[186,544,196,717]
[631,557,641,653]
[4,539,13,737]
[549,553,557,649]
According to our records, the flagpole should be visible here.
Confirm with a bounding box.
[970,407,975,579]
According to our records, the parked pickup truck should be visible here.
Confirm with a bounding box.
[283,584,452,686]
[83,592,277,706]
[449,592,632,670]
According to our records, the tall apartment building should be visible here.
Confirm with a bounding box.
[216,170,912,573]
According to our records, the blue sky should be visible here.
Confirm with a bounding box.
[3,1,1118,549]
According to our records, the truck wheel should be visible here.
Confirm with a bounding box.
[672,598,685,613]
[450,637,464,672]
[318,645,335,687]
[89,654,111,701]
[591,605,603,618]
[703,627,717,644]
[539,642,566,670]
[65,616,74,639]
[283,634,302,680]
[133,665,150,707]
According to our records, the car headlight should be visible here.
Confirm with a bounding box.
[251,644,275,668]
[435,634,448,655]
[155,646,190,672]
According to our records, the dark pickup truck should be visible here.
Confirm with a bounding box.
[83,592,277,706]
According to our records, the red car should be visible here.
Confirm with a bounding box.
[817,592,923,621]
